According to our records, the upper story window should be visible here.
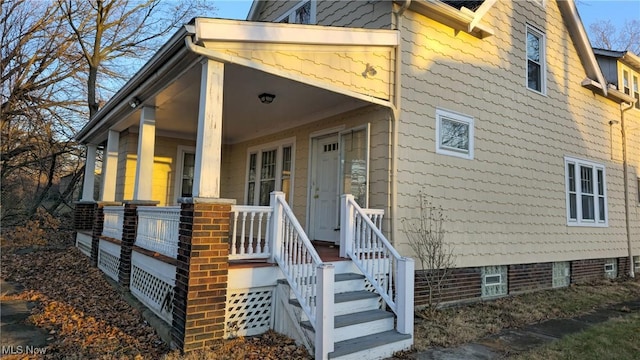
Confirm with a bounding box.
[565,156,608,227]
[435,108,474,160]
[246,139,295,206]
[526,25,546,94]
[277,0,316,24]
[621,67,640,110]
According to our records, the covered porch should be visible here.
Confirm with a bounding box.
[74,18,412,359]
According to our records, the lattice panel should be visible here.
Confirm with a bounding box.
[225,288,273,338]
[364,276,386,309]
[98,249,120,281]
[130,265,174,324]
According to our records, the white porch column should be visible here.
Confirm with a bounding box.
[101,130,120,201]
[192,59,224,198]
[81,144,97,201]
[133,106,156,200]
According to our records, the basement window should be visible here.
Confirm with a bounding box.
[604,259,617,279]
[552,261,570,288]
[634,256,640,273]
[482,265,507,298]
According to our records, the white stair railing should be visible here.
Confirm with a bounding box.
[135,206,181,258]
[269,192,334,359]
[340,194,414,336]
[103,206,124,240]
[229,206,272,260]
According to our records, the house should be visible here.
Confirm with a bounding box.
[72,0,640,359]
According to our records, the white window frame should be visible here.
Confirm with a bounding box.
[604,259,617,279]
[634,256,640,273]
[564,156,608,227]
[275,0,317,24]
[620,65,640,110]
[244,137,296,206]
[174,146,196,203]
[526,24,546,95]
[435,108,474,160]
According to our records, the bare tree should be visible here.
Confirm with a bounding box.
[589,19,640,54]
[1,0,84,227]
[57,0,215,117]
[401,192,456,315]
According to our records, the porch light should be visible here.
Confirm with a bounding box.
[258,93,275,104]
[128,97,141,108]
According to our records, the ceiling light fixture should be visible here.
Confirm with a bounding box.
[258,93,276,104]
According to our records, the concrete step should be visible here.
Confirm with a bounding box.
[301,309,394,342]
[334,273,365,294]
[290,290,380,320]
[329,330,413,360]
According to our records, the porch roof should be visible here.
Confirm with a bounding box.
[75,19,399,145]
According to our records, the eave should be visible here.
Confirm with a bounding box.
[407,0,495,39]
[582,78,637,105]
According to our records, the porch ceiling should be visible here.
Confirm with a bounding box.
[115,63,369,144]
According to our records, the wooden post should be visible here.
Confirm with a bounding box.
[340,194,355,258]
[101,130,119,202]
[269,192,285,263]
[81,144,97,201]
[133,106,156,200]
[315,263,334,360]
[396,257,414,335]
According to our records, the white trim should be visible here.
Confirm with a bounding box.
[484,274,502,286]
[193,18,399,46]
[435,108,474,160]
[526,24,547,95]
[564,156,608,227]
[174,146,196,204]
[101,130,120,202]
[244,137,296,206]
[275,0,317,24]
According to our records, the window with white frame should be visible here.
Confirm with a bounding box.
[175,146,196,199]
[565,157,608,227]
[621,67,640,110]
[564,157,608,226]
[634,256,640,273]
[277,0,316,24]
[435,108,474,160]
[246,139,295,206]
[526,25,546,94]
[481,265,507,298]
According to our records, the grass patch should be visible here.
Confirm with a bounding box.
[515,313,640,360]
[413,280,640,351]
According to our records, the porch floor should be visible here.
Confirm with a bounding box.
[228,241,344,269]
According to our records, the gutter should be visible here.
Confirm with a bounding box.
[389,0,410,245]
[620,101,635,278]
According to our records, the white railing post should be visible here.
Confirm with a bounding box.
[339,194,355,258]
[397,257,415,335]
[315,263,334,360]
[269,191,285,263]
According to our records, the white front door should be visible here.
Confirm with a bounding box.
[310,135,340,242]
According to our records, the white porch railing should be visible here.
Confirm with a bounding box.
[340,194,414,336]
[229,206,272,260]
[135,206,181,258]
[361,208,384,231]
[270,192,334,359]
[102,206,124,240]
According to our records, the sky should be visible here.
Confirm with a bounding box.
[214,0,639,45]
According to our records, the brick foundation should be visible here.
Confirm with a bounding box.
[74,201,97,232]
[171,198,235,353]
[571,258,605,284]
[118,201,157,288]
[618,256,631,278]
[415,267,482,306]
[508,262,553,294]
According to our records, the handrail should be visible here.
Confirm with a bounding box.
[341,195,413,336]
[229,205,272,260]
[103,206,124,240]
[271,193,324,328]
[269,192,334,358]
